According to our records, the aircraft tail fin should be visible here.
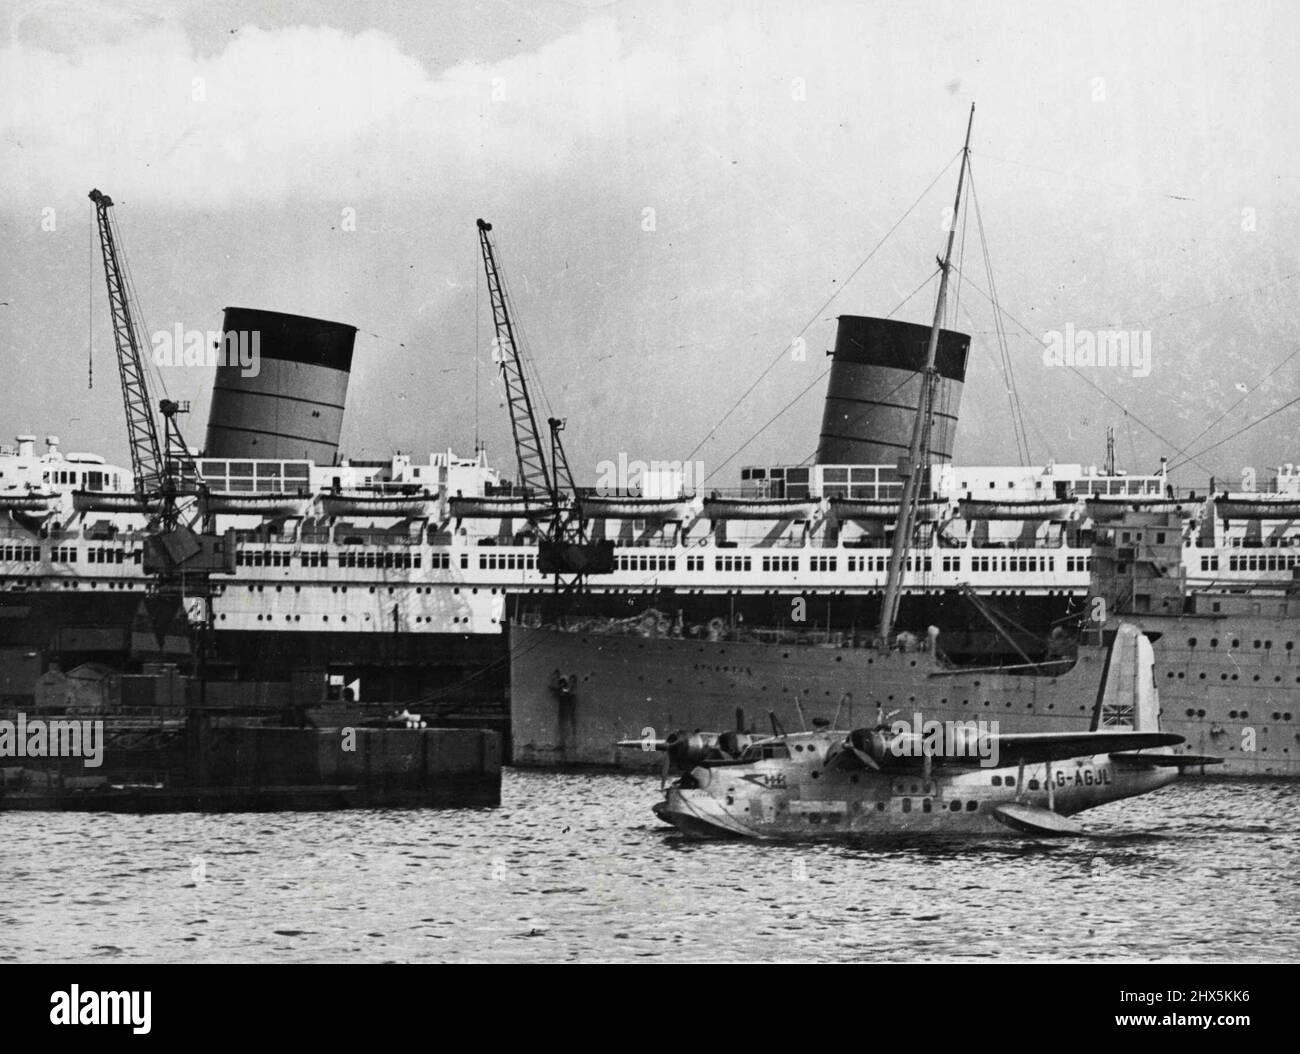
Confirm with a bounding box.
[1091,623,1160,732]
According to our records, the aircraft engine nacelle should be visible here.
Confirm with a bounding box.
[849,724,987,767]
[849,727,898,767]
[849,727,936,768]
[665,731,721,768]
[716,731,760,758]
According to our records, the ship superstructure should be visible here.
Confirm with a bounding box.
[504,110,1300,775]
[1,170,1294,770]
[2,336,1296,739]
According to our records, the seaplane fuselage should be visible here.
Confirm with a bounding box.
[654,731,1182,839]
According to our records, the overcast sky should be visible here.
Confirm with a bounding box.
[2,0,1297,489]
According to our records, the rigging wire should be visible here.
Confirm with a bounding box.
[953,296,1055,462]
[1166,346,1299,470]
[1123,272,1300,326]
[967,164,1030,465]
[681,149,964,466]
[1167,393,1300,474]
[950,263,1214,478]
[700,268,942,486]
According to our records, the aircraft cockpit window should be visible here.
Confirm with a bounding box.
[743,742,791,761]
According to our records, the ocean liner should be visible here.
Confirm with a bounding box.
[506,111,1300,776]
[0,194,1156,727]
[2,169,1294,774]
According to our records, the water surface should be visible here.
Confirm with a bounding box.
[2,774,1296,962]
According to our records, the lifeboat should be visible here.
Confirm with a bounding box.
[577,496,691,520]
[322,492,439,518]
[1085,496,1193,521]
[0,491,59,514]
[448,495,543,519]
[206,491,312,517]
[702,496,818,520]
[72,491,152,514]
[829,497,948,522]
[1215,496,1300,520]
[958,498,1076,521]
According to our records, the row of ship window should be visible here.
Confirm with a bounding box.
[1226,554,1299,572]
[1195,552,1300,572]
[611,554,1090,574]
[1186,637,1294,650]
[0,548,1092,577]
[234,551,453,570]
[14,544,1289,577]
[5,545,139,564]
[230,583,498,595]
[219,613,495,626]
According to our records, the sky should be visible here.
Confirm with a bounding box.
[1,0,1297,490]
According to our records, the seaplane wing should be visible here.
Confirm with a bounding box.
[1110,750,1223,768]
[835,728,1186,772]
[975,730,1184,767]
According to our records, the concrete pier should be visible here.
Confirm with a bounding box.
[0,718,501,811]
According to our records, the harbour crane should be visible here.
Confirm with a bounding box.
[475,219,613,583]
[88,188,233,592]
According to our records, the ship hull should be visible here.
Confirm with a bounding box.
[508,618,1295,776]
[511,587,1083,664]
[0,590,507,729]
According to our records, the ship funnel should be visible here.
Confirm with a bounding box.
[816,316,969,465]
[203,307,357,464]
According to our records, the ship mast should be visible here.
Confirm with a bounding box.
[877,104,974,645]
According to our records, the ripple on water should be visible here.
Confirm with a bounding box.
[0,774,1296,962]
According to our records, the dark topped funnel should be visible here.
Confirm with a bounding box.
[816,315,969,465]
[204,307,357,464]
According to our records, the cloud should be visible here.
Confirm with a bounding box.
[0,12,660,207]
[1,20,436,205]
